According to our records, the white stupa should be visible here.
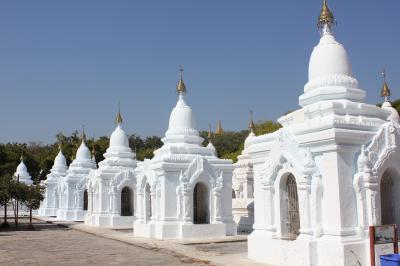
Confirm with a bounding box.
[134,67,236,239]
[38,144,68,217]
[246,1,400,265]
[57,130,97,221]
[85,108,137,228]
[232,114,255,232]
[14,156,33,186]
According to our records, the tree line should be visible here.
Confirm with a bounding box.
[0,120,281,182]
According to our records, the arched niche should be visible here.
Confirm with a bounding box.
[83,189,88,211]
[121,186,133,216]
[193,182,210,224]
[279,173,300,240]
[380,168,400,232]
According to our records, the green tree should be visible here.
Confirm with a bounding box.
[254,120,282,135]
[128,134,145,153]
[24,183,45,230]
[0,174,13,227]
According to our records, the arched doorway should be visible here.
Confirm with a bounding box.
[381,170,400,231]
[193,182,209,224]
[121,187,133,216]
[285,174,300,240]
[83,189,88,211]
[145,183,152,222]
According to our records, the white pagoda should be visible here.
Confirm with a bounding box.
[232,116,255,232]
[247,1,400,265]
[38,144,68,217]
[14,156,33,186]
[57,131,97,221]
[134,68,236,239]
[85,109,137,228]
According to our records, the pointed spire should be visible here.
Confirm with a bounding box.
[249,110,256,134]
[81,125,87,143]
[91,142,96,162]
[176,65,187,94]
[91,136,96,156]
[116,102,123,125]
[215,120,223,135]
[381,68,391,102]
[317,0,335,32]
[58,139,63,152]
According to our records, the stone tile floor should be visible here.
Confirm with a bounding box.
[0,218,209,266]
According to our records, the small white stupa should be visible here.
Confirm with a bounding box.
[57,129,97,221]
[232,112,255,232]
[14,155,33,186]
[38,143,68,217]
[134,67,236,239]
[85,107,137,228]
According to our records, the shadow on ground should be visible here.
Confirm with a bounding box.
[0,217,68,232]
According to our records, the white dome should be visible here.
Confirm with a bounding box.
[299,26,365,107]
[110,125,129,148]
[308,33,352,81]
[167,95,197,135]
[382,101,400,123]
[16,161,28,174]
[75,141,91,161]
[54,150,67,168]
[14,159,32,185]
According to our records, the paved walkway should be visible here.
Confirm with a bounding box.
[0,219,209,266]
[57,220,263,266]
[1,216,266,266]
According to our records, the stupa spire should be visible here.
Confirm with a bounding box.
[215,120,223,135]
[249,110,256,134]
[208,123,212,140]
[91,136,96,162]
[317,0,336,34]
[116,102,123,125]
[381,69,391,102]
[58,139,63,152]
[176,65,187,95]
[81,125,87,143]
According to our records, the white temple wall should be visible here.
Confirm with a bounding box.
[252,163,271,232]
[163,171,179,221]
[221,172,234,223]
[318,148,358,236]
[65,183,75,210]
[99,181,109,213]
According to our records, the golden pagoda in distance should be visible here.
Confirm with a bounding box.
[215,120,223,135]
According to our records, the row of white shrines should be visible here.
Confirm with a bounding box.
[20,1,400,265]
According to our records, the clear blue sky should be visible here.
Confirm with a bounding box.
[1,0,399,143]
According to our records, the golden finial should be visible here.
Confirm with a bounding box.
[81,125,86,142]
[176,65,187,94]
[208,123,212,139]
[249,110,256,133]
[116,102,123,125]
[318,0,335,30]
[381,69,391,101]
[215,120,223,135]
[91,137,96,158]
